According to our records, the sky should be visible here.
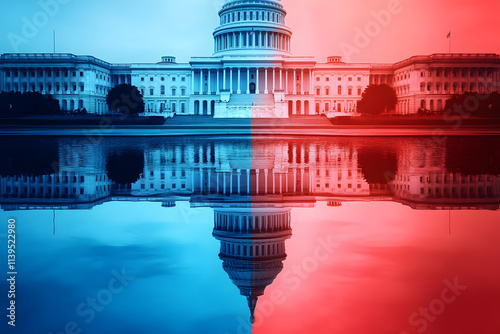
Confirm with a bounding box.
[1,0,499,64]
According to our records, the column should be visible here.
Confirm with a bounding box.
[279,68,283,90]
[286,70,288,93]
[229,68,233,93]
[247,169,250,196]
[246,68,250,94]
[264,170,268,195]
[216,69,220,94]
[191,70,195,93]
[265,68,268,94]
[229,171,233,195]
[256,169,260,194]
[207,69,211,94]
[237,68,241,94]
[293,69,297,94]
[272,68,276,93]
[199,69,203,94]
[237,170,241,195]
[256,68,260,94]
[223,68,226,90]
[310,69,314,94]
[301,69,304,95]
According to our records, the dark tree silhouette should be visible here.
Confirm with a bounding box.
[106,84,145,116]
[105,150,145,185]
[0,137,59,176]
[0,92,60,117]
[357,147,398,184]
[444,92,500,118]
[445,137,500,175]
[357,84,398,115]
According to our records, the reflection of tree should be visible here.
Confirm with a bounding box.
[0,138,59,176]
[105,150,144,185]
[357,148,398,184]
[446,137,500,175]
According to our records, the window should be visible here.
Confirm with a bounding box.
[348,77,352,81]
[338,86,342,94]
[141,77,145,82]
[357,88,362,95]
[316,88,321,95]
[150,77,154,82]
[181,88,186,95]
[326,88,329,95]
[172,77,176,82]
[348,88,352,96]
[161,86,165,95]
[316,77,320,81]
[357,77,361,81]
[181,77,186,82]
[326,77,330,82]
[80,72,84,77]
[172,88,176,96]
[150,88,154,96]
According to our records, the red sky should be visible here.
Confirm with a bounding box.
[283,0,500,63]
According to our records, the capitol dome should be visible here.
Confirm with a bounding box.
[213,0,292,56]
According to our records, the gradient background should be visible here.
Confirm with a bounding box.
[0,0,499,63]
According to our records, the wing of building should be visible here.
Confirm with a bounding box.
[0,0,499,117]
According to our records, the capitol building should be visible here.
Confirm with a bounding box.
[0,0,499,117]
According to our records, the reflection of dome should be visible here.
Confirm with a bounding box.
[213,208,292,323]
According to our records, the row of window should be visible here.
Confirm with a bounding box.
[315,86,363,96]
[5,82,87,93]
[221,9,284,24]
[420,175,494,183]
[139,183,186,190]
[419,82,494,93]
[316,183,363,189]
[316,76,362,82]
[419,69,495,79]
[419,187,494,198]
[140,87,187,96]
[140,76,186,83]
[4,69,110,82]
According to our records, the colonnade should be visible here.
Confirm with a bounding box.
[191,67,314,95]
[215,31,291,53]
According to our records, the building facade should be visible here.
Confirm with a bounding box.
[0,0,499,116]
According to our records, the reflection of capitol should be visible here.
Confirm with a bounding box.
[1,137,499,323]
[213,208,292,323]
[0,138,499,211]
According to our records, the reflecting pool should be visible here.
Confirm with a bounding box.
[1,136,499,334]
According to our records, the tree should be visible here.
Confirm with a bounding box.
[106,84,145,116]
[0,91,60,117]
[444,92,500,118]
[357,84,398,115]
[105,149,144,185]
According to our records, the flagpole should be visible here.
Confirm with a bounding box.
[53,30,56,54]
